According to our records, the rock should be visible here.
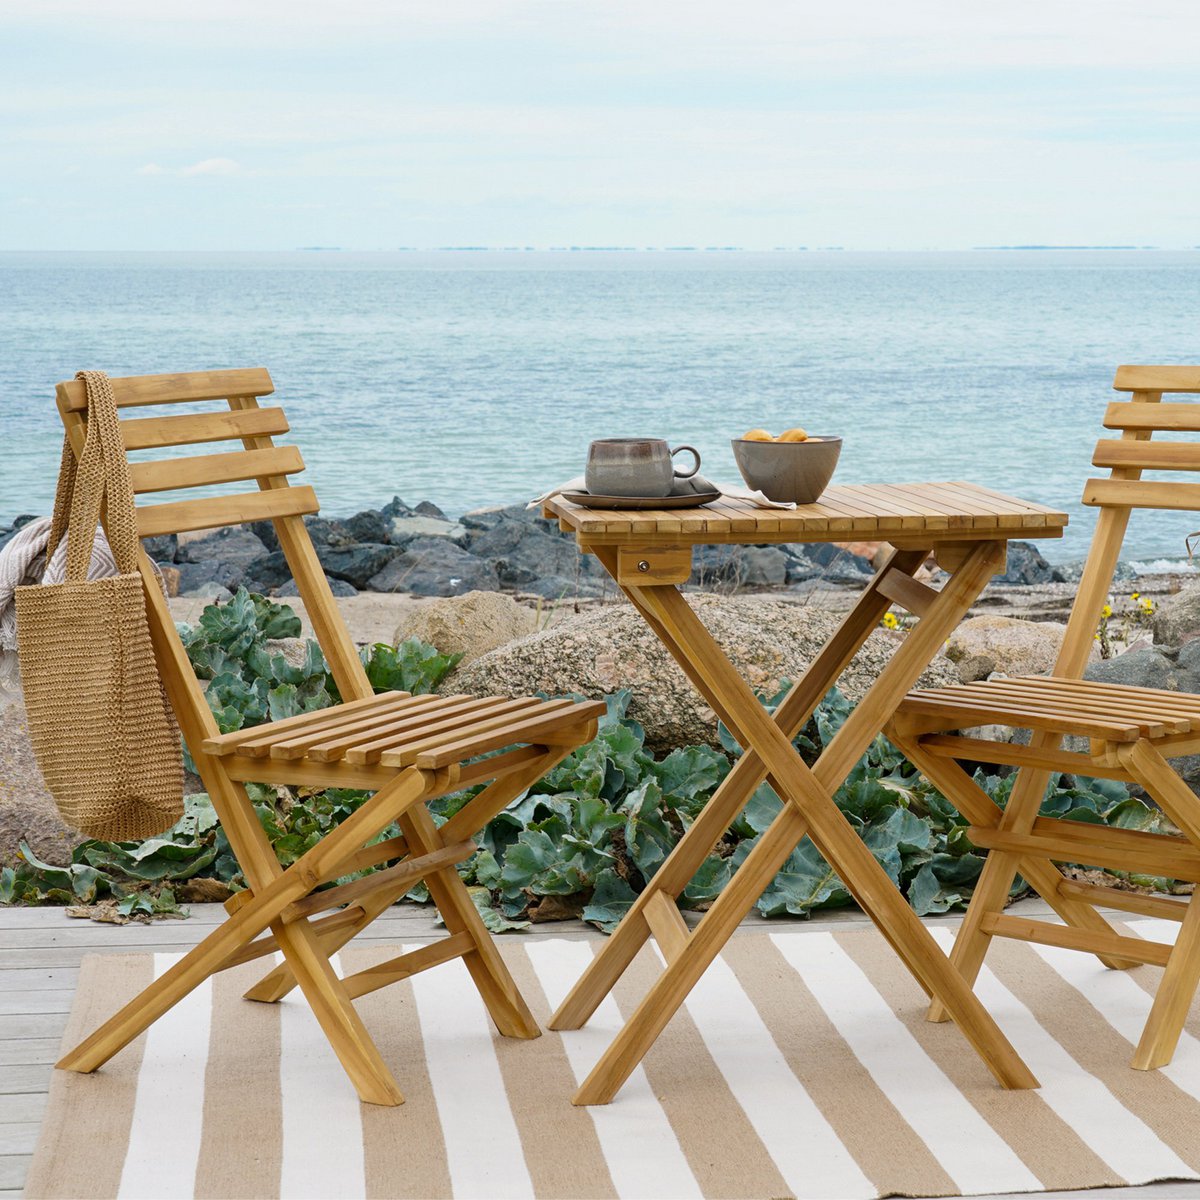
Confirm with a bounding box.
[178,526,268,567]
[0,703,81,867]
[463,509,604,589]
[1085,645,1188,691]
[691,545,747,586]
[340,509,393,546]
[368,538,500,596]
[159,565,181,597]
[315,543,400,589]
[742,546,789,586]
[1153,583,1200,647]
[275,575,357,598]
[388,516,467,544]
[415,500,448,519]
[994,541,1065,586]
[247,519,280,553]
[175,560,247,596]
[786,542,874,585]
[945,615,1093,682]
[141,533,178,564]
[243,551,292,590]
[452,595,958,752]
[393,591,537,665]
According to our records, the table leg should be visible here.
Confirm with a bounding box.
[549,546,928,1034]
[567,541,1039,1103]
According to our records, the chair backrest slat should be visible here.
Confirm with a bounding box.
[1113,365,1200,393]
[56,368,274,412]
[54,369,375,744]
[1091,439,1200,472]
[130,445,305,494]
[122,408,290,451]
[135,484,320,537]
[1103,402,1200,432]
[1082,478,1200,511]
[1055,365,1198,678]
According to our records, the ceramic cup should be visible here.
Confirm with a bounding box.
[585,438,701,498]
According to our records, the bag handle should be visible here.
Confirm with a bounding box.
[47,371,142,581]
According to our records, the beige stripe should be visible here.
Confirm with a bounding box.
[24,953,155,1200]
[194,960,284,1199]
[983,936,1200,1172]
[612,941,793,1199]
[497,942,619,1200]
[840,927,1121,1192]
[722,933,953,1197]
[341,944,453,1200]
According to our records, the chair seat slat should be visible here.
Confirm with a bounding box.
[130,445,305,494]
[135,485,318,537]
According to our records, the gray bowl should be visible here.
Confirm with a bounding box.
[731,436,843,504]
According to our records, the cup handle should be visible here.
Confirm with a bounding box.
[671,444,701,479]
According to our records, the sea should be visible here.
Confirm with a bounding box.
[1,249,1198,566]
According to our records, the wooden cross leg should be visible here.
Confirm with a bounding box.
[551,540,1040,1105]
[55,751,564,1106]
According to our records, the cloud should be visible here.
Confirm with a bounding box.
[135,157,240,176]
[181,156,240,175]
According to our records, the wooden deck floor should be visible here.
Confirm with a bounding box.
[3,899,1198,1200]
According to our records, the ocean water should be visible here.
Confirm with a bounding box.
[2,249,1199,563]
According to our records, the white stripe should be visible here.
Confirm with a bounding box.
[117,953,213,1200]
[406,942,535,1200]
[661,945,876,1199]
[279,953,366,1200]
[1029,916,1200,1102]
[929,926,1195,1184]
[524,939,702,1200]
[772,931,1042,1196]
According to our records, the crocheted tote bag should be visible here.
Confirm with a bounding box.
[15,371,183,840]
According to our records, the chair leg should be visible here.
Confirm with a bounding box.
[888,728,1137,1024]
[1116,740,1200,1069]
[270,917,405,1106]
[1133,891,1200,1069]
[242,747,573,1005]
[402,804,540,1039]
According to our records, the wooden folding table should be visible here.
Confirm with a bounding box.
[542,481,1068,1104]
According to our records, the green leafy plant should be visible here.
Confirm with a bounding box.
[4,586,1183,929]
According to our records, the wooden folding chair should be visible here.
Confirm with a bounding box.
[51,368,605,1105]
[885,364,1200,1072]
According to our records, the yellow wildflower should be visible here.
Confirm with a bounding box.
[881,612,900,630]
[1100,603,1112,619]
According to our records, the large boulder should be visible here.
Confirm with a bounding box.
[451,595,958,752]
[368,537,500,596]
[1153,583,1200,647]
[945,615,1093,682]
[393,591,537,666]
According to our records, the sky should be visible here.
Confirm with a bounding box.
[2,0,1199,251]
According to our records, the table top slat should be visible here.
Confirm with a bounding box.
[548,481,1067,546]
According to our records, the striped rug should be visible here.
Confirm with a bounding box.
[25,920,1200,1200]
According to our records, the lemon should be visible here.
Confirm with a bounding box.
[777,427,808,442]
[742,428,774,442]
